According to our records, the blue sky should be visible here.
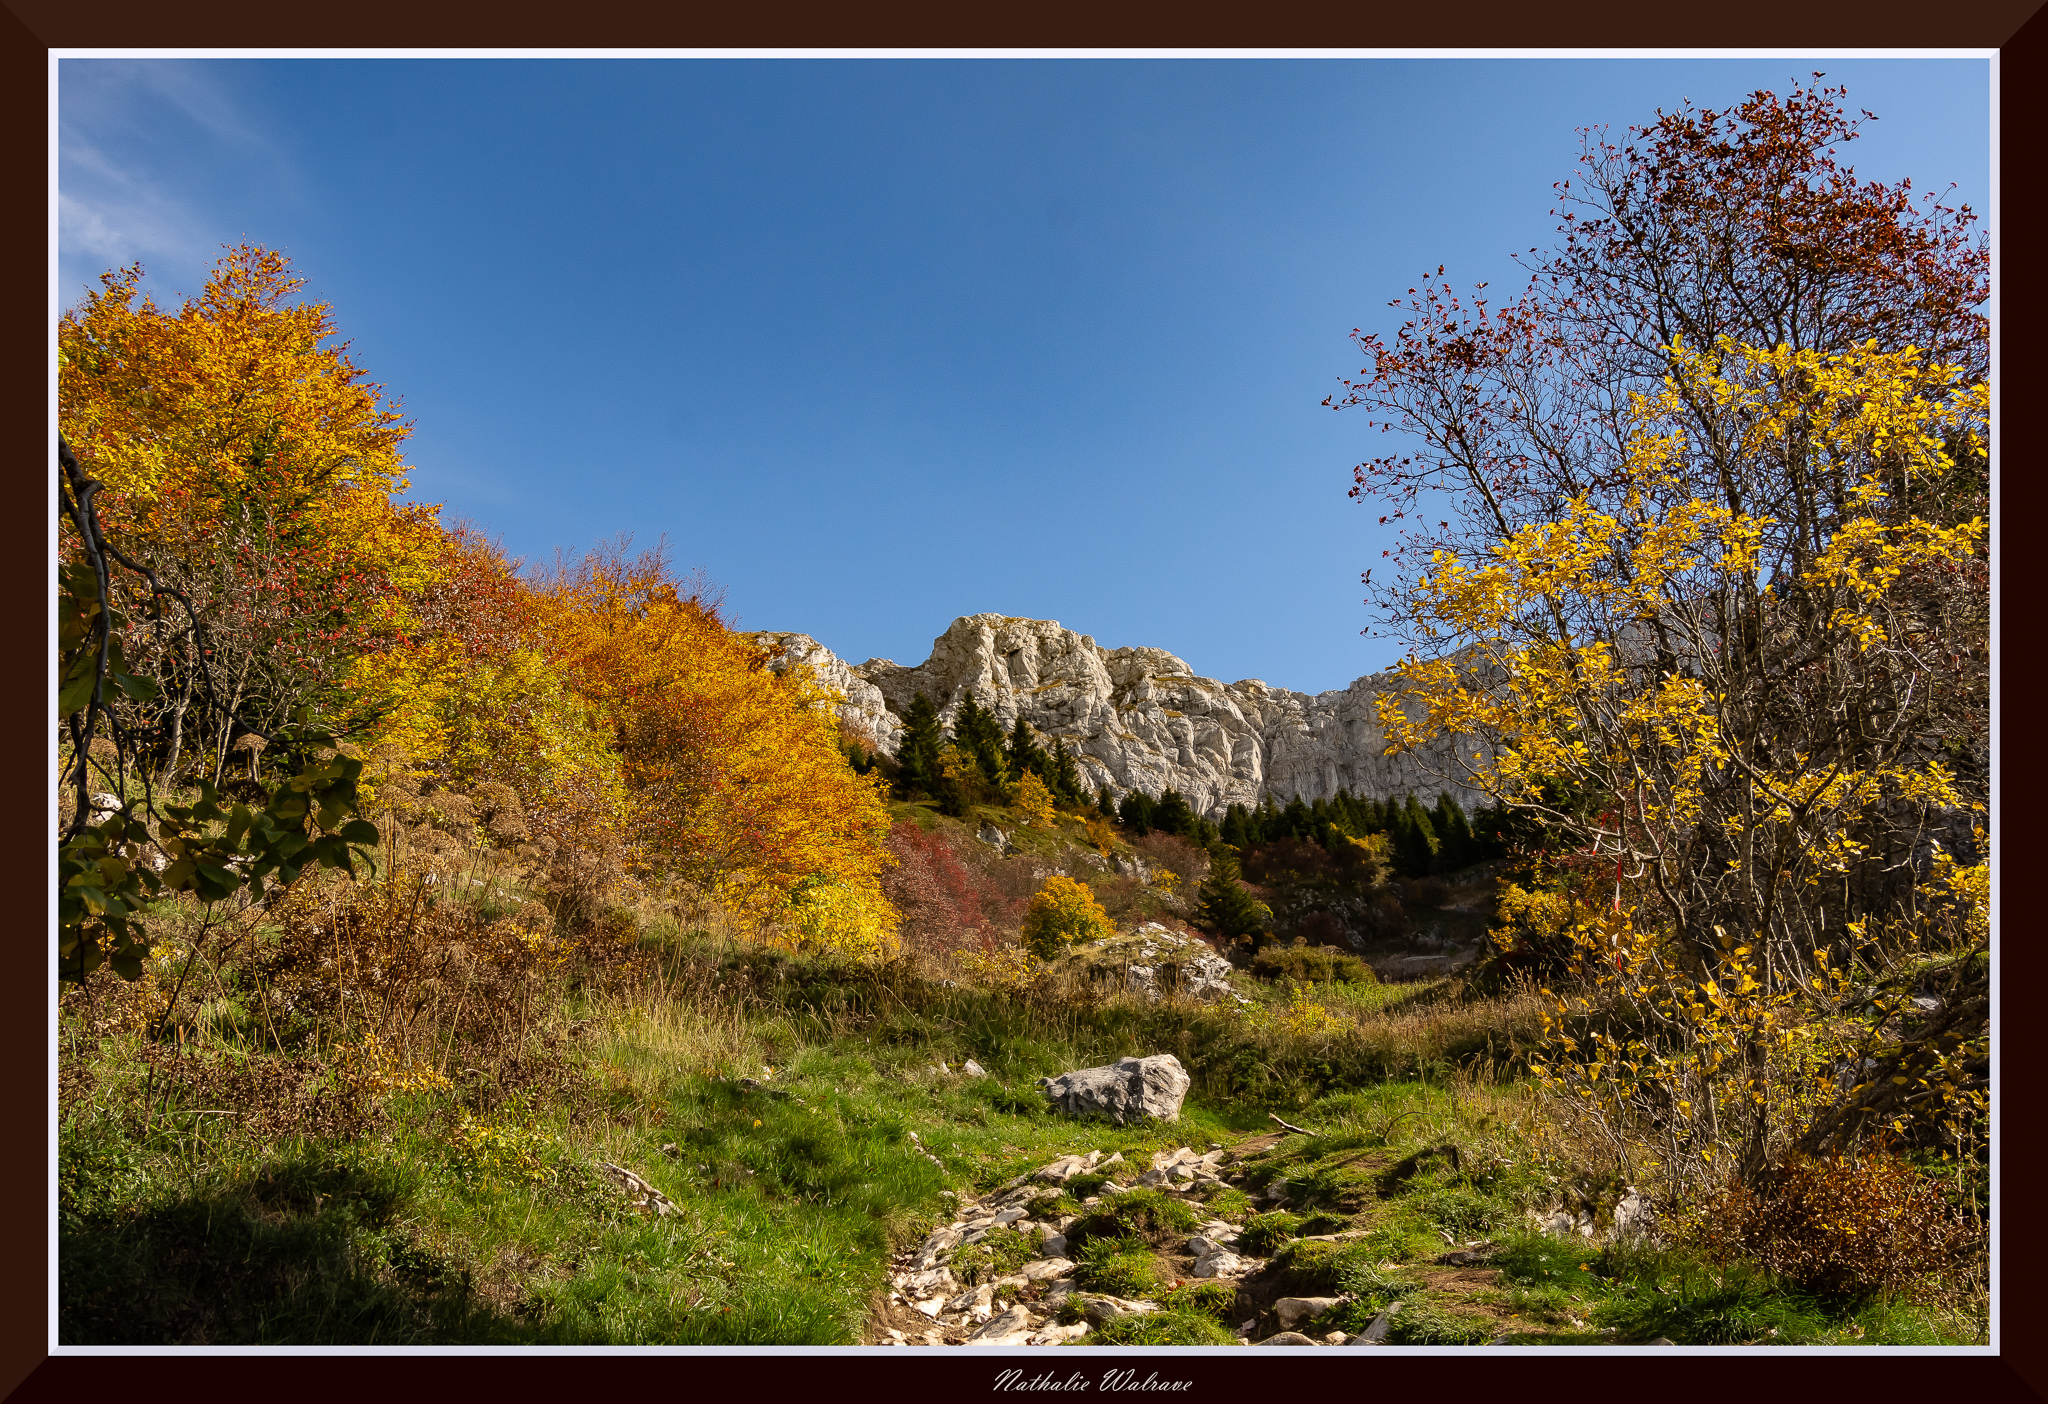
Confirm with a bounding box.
[56,56,1992,695]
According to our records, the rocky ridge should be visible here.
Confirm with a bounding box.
[749,615,1487,820]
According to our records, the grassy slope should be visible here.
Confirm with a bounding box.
[59,926,1981,1345]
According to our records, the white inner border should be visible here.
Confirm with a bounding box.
[48,46,1999,1359]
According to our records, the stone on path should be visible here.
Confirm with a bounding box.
[1272,1296,1347,1334]
[1346,1302,1404,1345]
[1019,1257,1076,1281]
[1254,1332,1320,1346]
[963,1305,1040,1346]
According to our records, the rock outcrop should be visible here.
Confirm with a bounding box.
[749,614,1486,819]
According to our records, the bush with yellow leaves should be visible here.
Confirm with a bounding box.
[1020,875,1116,960]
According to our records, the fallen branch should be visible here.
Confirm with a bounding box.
[1268,1113,1319,1136]
[738,1076,809,1106]
[597,1161,681,1217]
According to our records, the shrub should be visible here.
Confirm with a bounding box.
[1020,876,1115,960]
[1251,945,1378,986]
[1687,1153,1977,1303]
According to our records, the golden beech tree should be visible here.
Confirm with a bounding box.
[536,543,898,955]
[58,247,439,784]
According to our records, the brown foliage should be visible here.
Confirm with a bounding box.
[1688,1151,1978,1303]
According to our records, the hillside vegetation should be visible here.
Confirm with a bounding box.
[58,80,1988,1347]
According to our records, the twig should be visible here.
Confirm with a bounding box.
[1269,1113,1319,1136]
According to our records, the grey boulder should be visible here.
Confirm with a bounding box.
[1037,1054,1191,1124]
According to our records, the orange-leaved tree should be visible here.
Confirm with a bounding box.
[535,542,898,956]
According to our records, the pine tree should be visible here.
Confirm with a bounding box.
[1005,716,1051,786]
[1153,787,1197,838]
[1221,803,1255,851]
[1198,845,1272,941]
[1118,789,1154,836]
[952,691,1010,792]
[1281,796,1312,842]
[898,693,963,813]
[1096,788,1119,820]
[1432,792,1474,870]
[1050,738,1085,807]
[1393,793,1439,876]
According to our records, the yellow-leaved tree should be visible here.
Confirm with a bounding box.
[1380,338,1988,1193]
[59,247,440,786]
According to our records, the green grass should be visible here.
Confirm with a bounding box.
[59,917,1987,1346]
[1064,1187,1199,1250]
[1234,1211,1302,1256]
[1159,1279,1239,1321]
[1083,1309,1238,1346]
[1074,1235,1163,1298]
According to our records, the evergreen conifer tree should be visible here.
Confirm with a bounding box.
[952,692,1010,793]
[1152,788,1197,838]
[1050,739,1085,807]
[1198,845,1272,941]
[1221,803,1255,851]
[895,693,945,801]
[1393,794,1440,876]
[1432,792,1475,870]
[1096,788,1119,820]
[1118,789,1154,836]
[1281,796,1312,842]
[1005,716,1051,786]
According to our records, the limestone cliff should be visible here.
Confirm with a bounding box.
[748,614,1487,818]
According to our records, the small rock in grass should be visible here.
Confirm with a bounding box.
[1020,1258,1076,1280]
[964,1059,988,1077]
[1080,1295,1159,1327]
[1346,1302,1404,1345]
[1254,1332,1320,1346]
[1272,1296,1348,1333]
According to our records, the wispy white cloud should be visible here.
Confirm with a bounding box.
[57,60,295,302]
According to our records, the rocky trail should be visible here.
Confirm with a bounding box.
[862,1128,1590,1349]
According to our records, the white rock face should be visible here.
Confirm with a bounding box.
[748,614,1485,818]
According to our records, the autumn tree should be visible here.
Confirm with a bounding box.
[1332,80,1988,810]
[1343,83,1989,1185]
[59,248,433,786]
[1020,875,1115,960]
[535,542,897,952]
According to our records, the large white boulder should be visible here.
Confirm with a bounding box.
[1037,1053,1191,1124]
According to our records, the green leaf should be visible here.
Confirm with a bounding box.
[112,670,159,702]
[338,819,381,844]
[58,671,97,719]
